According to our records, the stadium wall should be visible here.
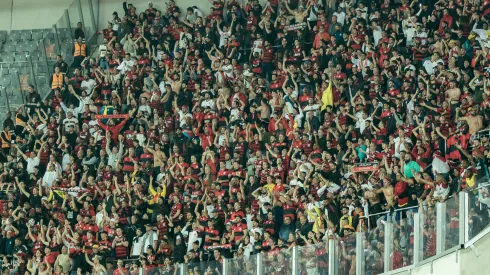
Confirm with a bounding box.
[0,0,72,30]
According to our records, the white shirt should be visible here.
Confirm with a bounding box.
[26,157,40,174]
[423,59,443,75]
[62,117,78,131]
[106,142,123,170]
[201,99,216,110]
[42,170,58,188]
[257,195,271,214]
[218,30,231,47]
[355,112,368,133]
[62,153,71,172]
[181,228,201,252]
[333,11,346,25]
[177,110,193,127]
[81,79,96,93]
[372,26,382,46]
[403,24,416,46]
[158,80,168,94]
[117,59,135,74]
[141,231,158,251]
[394,136,412,159]
[98,45,107,58]
[132,236,144,256]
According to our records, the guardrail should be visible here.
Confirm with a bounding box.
[148,176,489,275]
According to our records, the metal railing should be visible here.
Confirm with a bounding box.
[159,176,490,275]
[0,0,99,118]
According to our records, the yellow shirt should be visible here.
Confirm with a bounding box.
[147,184,166,214]
[264,183,275,193]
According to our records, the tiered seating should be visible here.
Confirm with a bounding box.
[0,29,59,107]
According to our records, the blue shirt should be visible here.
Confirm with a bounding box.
[403,161,421,178]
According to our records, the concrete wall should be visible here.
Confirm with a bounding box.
[0,1,13,31]
[0,0,73,30]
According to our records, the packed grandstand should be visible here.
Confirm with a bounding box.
[1,0,490,274]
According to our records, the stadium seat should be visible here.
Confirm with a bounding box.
[0,77,10,87]
[16,43,27,53]
[8,32,22,42]
[2,56,14,63]
[3,44,16,53]
[15,55,27,62]
[20,31,32,42]
[0,31,7,43]
[31,30,44,41]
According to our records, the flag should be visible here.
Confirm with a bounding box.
[321,81,333,110]
[484,0,490,16]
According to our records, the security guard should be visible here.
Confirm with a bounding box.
[1,125,12,155]
[50,66,63,89]
[72,37,87,68]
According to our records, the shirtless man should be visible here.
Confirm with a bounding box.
[375,178,394,209]
[145,143,167,169]
[165,67,183,93]
[445,81,461,106]
[364,187,382,227]
[285,2,311,23]
[458,107,483,135]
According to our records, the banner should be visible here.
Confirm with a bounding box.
[95,114,130,119]
[50,187,92,193]
[204,244,232,250]
[284,22,307,31]
[352,162,379,173]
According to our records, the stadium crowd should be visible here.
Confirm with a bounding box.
[1,0,490,274]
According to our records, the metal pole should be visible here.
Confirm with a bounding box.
[355,232,365,275]
[76,0,87,37]
[16,71,26,113]
[222,258,229,275]
[53,24,62,56]
[3,87,10,112]
[291,246,299,275]
[65,9,74,41]
[256,252,264,275]
[40,38,51,74]
[460,192,469,245]
[436,202,447,254]
[87,0,97,38]
[328,239,338,275]
[27,54,38,91]
[178,263,187,275]
[384,221,393,273]
[413,212,424,264]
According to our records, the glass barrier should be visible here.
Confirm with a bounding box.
[420,204,437,261]
[68,0,82,41]
[445,195,460,251]
[54,12,69,59]
[227,252,257,275]
[338,232,356,275]
[302,242,329,275]
[187,257,222,275]
[80,0,95,40]
[467,176,490,240]
[364,223,385,275]
[92,0,99,27]
[263,245,291,274]
[390,218,413,271]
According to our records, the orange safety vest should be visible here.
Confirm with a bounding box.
[74,43,87,57]
[15,114,26,127]
[52,73,63,89]
[1,131,11,148]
